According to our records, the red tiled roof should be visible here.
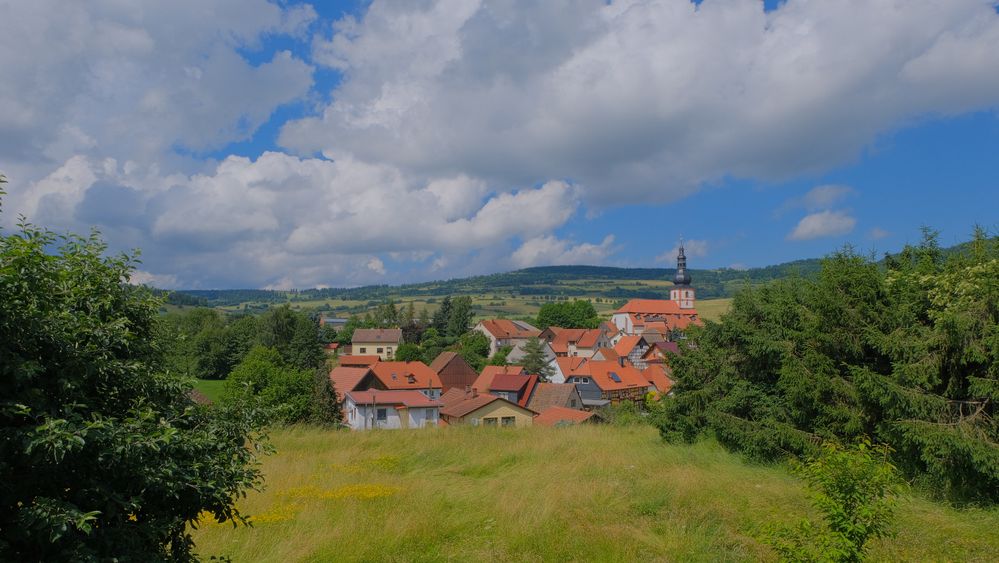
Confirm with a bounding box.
[549,328,603,355]
[370,361,443,390]
[534,406,595,427]
[477,319,540,339]
[439,387,471,407]
[340,355,379,367]
[325,342,340,350]
[586,360,650,392]
[490,374,531,392]
[615,299,683,315]
[346,390,442,408]
[643,364,674,394]
[594,348,620,362]
[474,365,527,392]
[329,366,371,400]
[527,383,581,412]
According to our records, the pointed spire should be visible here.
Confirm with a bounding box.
[673,239,691,286]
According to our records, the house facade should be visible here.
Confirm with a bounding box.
[440,393,536,427]
[429,351,479,392]
[565,359,650,407]
[351,328,403,360]
[343,390,442,430]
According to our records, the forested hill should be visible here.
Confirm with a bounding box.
[171,258,824,307]
[164,237,982,309]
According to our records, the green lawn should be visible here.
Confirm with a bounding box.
[191,425,998,562]
[193,379,226,402]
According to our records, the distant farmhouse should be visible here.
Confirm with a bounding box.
[473,319,541,357]
[351,328,403,360]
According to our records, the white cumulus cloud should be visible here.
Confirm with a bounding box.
[788,210,857,241]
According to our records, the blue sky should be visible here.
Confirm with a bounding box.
[2,1,998,288]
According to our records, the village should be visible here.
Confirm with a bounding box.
[327,246,700,430]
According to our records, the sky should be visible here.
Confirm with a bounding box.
[1,0,997,289]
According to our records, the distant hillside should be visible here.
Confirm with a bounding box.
[175,259,823,307]
[171,237,989,309]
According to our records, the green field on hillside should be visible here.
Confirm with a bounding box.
[191,425,998,562]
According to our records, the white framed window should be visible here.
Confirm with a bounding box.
[377,347,384,354]
[359,347,367,353]
[582,377,590,384]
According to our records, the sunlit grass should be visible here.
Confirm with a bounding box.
[191,425,999,562]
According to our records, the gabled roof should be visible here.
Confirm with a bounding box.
[554,357,589,378]
[352,328,403,343]
[329,366,372,400]
[369,361,443,390]
[614,335,646,357]
[549,328,603,354]
[440,394,535,419]
[614,299,683,315]
[429,351,460,373]
[585,361,650,392]
[474,365,527,392]
[477,319,540,339]
[643,364,674,394]
[534,406,594,427]
[592,348,620,362]
[490,374,531,393]
[339,355,379,367]
[439,387,471,407]
[527,383,581,412]
[346,390,442,408]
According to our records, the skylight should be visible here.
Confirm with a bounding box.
[609,372,622,383]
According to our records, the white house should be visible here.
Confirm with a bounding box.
[473,319,541,356]
[343,390,442,430]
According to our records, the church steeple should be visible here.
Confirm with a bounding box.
[669,240,696,310]
[673,241,691,286]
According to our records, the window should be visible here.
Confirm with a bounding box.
[581,377,590,385]
[483,417,498,426]
[570,399,578,408]
[376,408,387,422]
[426,408,435,420]
[359,347,367,353]
[377,347,384,354]
[501,417,515,427]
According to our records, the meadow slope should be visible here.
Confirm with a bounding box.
[192,425,998,562]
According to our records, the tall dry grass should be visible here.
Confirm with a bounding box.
[192,425,999,562]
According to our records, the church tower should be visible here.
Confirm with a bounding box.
[669,243,696,309]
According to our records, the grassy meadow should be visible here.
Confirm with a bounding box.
[193,379,226,402]
[191,425,998,562]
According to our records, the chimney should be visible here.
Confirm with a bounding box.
[472,388,479,398]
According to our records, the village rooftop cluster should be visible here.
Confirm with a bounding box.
[328,247,701,430]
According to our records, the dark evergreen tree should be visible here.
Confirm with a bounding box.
[520,338,555,382]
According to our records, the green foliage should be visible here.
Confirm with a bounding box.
[488,346,512,366]
[394,343,423,362]
[446,296,474,338]
[600,401,645,426]
[222,346,314,423]
[766,441,901,562]
[520,338,555,382]
[655,229,999,502]
[0,212,265,560]
[536,299,600,329]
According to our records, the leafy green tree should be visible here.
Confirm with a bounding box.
[0,202,264,560]
[487,346,512,366]
[520,338,555,382]
[394,343,424,362]
[536,299,600,329]
[223,346,313,423]
[286,314,324,371]
[336,314,361,345]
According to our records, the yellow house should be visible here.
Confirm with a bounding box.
[440,393,535,427]
[351,328,403,360]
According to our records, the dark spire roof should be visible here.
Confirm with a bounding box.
[673,242,691,286]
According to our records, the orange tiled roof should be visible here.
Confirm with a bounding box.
[346,390,441,408]
[369,361,442,390]
[615,299,683,315]
[478,319,540,339]
[642,364,674,394]
[554,357,589,378]
[339,355,380,367]
[586,361,650,392]
[329,366,371,400]
[351,328,403,343]
[534,406,594,427]
[614,335,644,357]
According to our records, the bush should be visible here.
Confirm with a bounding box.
[766,441,902,562]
